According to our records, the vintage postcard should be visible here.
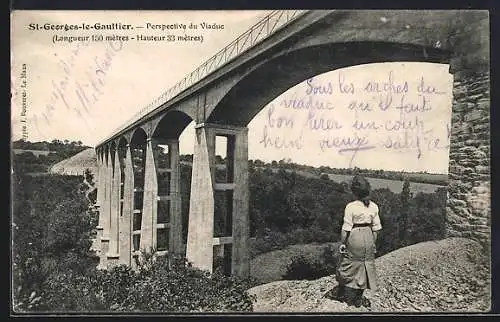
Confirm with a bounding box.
[10,10,491,314]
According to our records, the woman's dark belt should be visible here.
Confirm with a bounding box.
[352,223,372,228]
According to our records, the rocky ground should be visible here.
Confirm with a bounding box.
[248,237,491,312]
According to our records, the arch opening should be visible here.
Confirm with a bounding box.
[153,110,194,140]
[205,41,453,246]
[207,41,451,126]
[151,111,193,254]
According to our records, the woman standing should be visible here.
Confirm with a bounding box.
[336,175,382,307]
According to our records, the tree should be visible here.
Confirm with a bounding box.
[399,178,411,247]
[320,173,330,181]
[254,159,264,167]
[84,169,94,186]
[408,189,446,244]
[371,188,401,256]
[12,172,98,311]
[215,155,224,164]
[44,198,98,273]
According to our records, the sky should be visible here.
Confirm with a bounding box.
[11,10,453,174]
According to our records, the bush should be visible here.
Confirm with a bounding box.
[120,253,256,312]
[282,244,340,280]
[283,255,329,280]
[20,253,256,313]
[36,271,108,312]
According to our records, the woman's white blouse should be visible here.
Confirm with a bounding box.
[342,200,382,232]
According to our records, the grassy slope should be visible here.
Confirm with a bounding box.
[48,148,97,176]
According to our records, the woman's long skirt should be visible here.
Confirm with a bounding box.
[336,226,378,290]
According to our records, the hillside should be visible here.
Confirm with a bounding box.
[45,149,446,193]
[248,237,490,312]
[264,168,445,194]
[48,148,97,177]
[326,173,444,194]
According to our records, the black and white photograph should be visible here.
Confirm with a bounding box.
[10,9,491,314]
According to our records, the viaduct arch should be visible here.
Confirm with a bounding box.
[93,10,490,277]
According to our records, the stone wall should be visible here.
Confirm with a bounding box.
[446,71,490,245]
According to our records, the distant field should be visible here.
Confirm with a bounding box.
[12,149,54,157]
[24,172,52,177]
[264,167,446,194]
[402,172,448,183]
[326,174,446,194]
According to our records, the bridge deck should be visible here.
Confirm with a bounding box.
[96,10,311,147]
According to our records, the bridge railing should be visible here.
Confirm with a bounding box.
[100,10,309,145]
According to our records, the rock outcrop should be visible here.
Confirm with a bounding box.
[248,238,490,312]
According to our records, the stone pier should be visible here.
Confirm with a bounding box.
[186,123,250,278]
[119,144,134,266]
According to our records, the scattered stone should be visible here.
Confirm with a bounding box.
[248,238,490,313]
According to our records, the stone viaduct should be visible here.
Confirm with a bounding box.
[93,10,490,277]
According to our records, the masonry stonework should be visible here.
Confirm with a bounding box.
[446,71,490,246]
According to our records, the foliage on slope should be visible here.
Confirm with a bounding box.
[12,139,89,174]
[12,159,254,313]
